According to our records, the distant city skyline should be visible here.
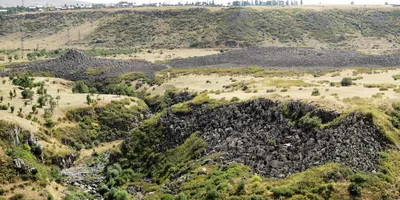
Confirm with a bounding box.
[1,0,400,7]
[86,0,400,5]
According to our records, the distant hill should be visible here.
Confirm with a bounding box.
[0,0,91,7]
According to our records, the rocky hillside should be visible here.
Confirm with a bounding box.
[123,98,390,179]
[2,7,400,49]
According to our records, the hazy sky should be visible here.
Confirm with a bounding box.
[85,0,400,5]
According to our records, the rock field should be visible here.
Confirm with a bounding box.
[169,47,400,71]
[4,50,167,81]
[159,99,389,178]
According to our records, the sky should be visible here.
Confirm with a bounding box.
[85,0,400,5]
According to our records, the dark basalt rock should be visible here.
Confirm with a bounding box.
[3,50,167,81]
[158,99,389,178]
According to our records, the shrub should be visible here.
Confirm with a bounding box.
[9,194,24,200]
[72,81,89,93]
[161,194,175,200]
[349,173,368,184]
[113,190,129,200]
[298,113,322,129]
[205,189,219,200]
[0,105,7,110]
[21,89,34,99]
[280,88,288,92]
[0,188,7,195]
[348,183,361,196]
[230,97,240,102]
[271,187,294,197]
[48,194,54,200]
[266,89,276,93]
[45,118,56,127]
[311,89,320,96]
[340,77,353,86]
[175,193,187,200]
[236,179,246,195]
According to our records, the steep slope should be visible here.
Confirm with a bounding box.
[1,7,400,49]
[117,94,400,199]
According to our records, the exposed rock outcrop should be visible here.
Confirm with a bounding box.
[158,99,389,178]
[52,153,78,169]
[12,158,26,170]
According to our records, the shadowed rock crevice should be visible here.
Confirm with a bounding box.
[158,99,389,178]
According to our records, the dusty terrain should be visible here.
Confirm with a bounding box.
[153,68,400,111]
[0,76,126,131]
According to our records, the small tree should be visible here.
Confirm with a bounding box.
[8,55,12,63]
[9,90,13,99]
[38,95,46,108]
[10,106,14,113]
[0,96,3,103]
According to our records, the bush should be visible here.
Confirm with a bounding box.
[298,115,322,130]
[72,81,89,93]
[113,190,129,200]
[311,89,320,96]
[271,187,294,197]
[47,194,54,200]
[349,173,368,184]
[45,118,56,127]
[175,193,187,200]
[21,89,34,99]
[0,188,7,195]
[161,194,175,200]
[9,194,24,200]
[236,179,246,195]
[348,183,361,196]
[230,97,240,102]
[340,77,353,86]
[205,189,219,200]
